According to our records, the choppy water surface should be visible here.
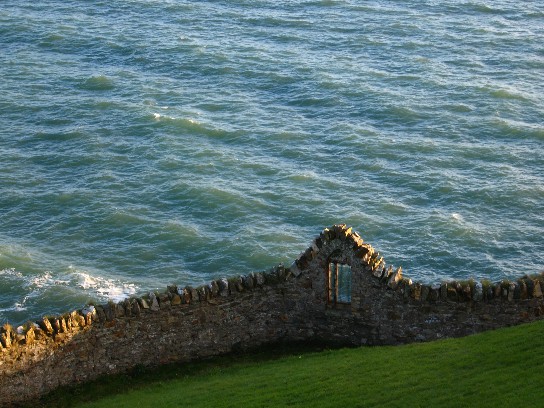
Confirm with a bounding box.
[1,0,543,324]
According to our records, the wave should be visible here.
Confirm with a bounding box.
[0,266,138,323]
[489,88,529,101]
[492,118,544,141]
[80,75,115,91]
[72,269,137,301]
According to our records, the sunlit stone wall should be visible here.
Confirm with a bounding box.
[1,224,543,405]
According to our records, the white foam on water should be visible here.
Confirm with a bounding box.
[0,303,27,313]
[1,266,139,323]
[72,270,137,302]
[27,271,53,288]
[451,213,464,222]
[0,268,23,278]
[153,113,199,126]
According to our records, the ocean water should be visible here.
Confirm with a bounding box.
[1,0,543,325]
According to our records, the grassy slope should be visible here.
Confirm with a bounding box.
[38,320,544,408]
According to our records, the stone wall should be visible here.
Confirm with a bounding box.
[1,224,543,405]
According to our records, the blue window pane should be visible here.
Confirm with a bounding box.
[337,264,352,303]
[328,263,351,304]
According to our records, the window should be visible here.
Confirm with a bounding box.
[327,262,352,304]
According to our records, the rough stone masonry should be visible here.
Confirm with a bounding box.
[1,224,544,405]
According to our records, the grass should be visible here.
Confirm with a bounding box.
[34,320,544,408]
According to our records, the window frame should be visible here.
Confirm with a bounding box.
[327,262,352,305]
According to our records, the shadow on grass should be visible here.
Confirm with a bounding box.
[27,341,335,408]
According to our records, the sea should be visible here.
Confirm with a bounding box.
[1,0,543,325]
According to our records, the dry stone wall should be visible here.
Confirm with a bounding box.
[1,224,543,406]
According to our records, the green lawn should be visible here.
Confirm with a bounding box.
[37,320,544,408]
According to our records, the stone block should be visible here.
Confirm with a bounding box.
[83,312,92,326]
[149,292,160,311]
[519,280,528,300]
[461,284,471,301]
[525,279,535,297]
[138,298,150,310]
[230,275,243,292]
[209,280,219,296]
[15,331,25,343]
[51,318,61,333]
[242,274,255,289]
[182,287,194,303]
[400,280,411,299]
[82,305,96,318]
[420,285,430,301]
[24,327,35,345]
[296,255,309,270]
[473,282,483,301]
[171,294,182,306]
[355,246,370,260]
[188,287,198,303]
[447,286,458,301]
[197,286,208,301]
[440,283,448,300]
[508,283,516,301]
[513,282,522,300]
[126,300,137,316]
[412,284,422,301]
[533,280,543,298]
[264,269,279,284]
[65,315,73,330]
[254,272,265,287]
[494,284,502,298]
[114,302,126,318]
[39,317,55,335]
[75,312,86,327]
[290,261,302,277]
[60,317,68,333]
[235,276,245,292]
[180,287,191,303]
[486,286,494,300]
[0,333,10,349]
[374,264,387,279]
[350,234,363,248]
[304,246,314,261]
[338,228,349,241]
[429,284,440,302]
[103,303,116,321]
[387,267,402,290]
[276,265,287,281]
[218,278,230,297]
[369,258,381,275]
[321,228,331,241]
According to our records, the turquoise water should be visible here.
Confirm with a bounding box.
[1,0,543,325]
